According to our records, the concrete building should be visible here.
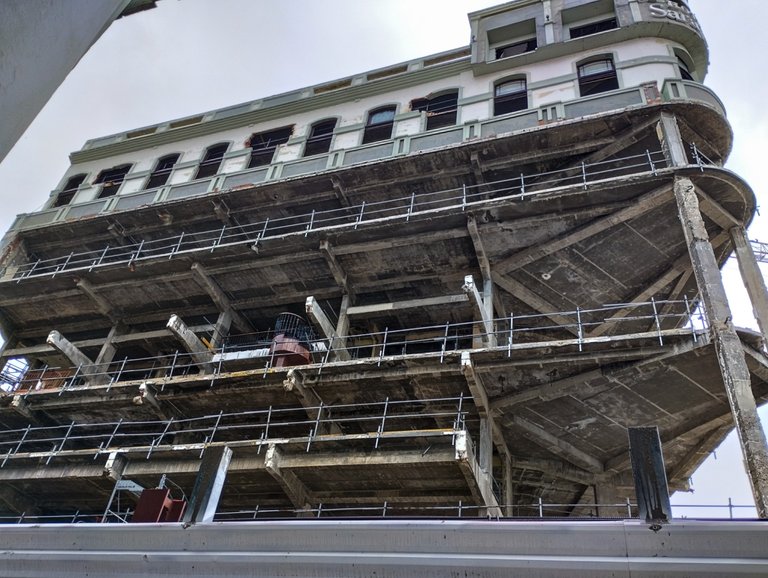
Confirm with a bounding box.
[1,0,768,573]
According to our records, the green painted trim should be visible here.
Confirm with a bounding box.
[459,93,494,106]
[335,123,365,134]
[172,160,200,170]
[70,59,472,164]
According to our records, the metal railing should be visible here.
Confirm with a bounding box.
[9,150,676,281]
[0,499,758,525]
[1,297,708,394]
[0,396,470,466]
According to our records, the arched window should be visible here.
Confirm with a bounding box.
[304,119,337,157]
[195,143,228,179]
[362,106,396,144]
[95,164,131,198]
[577,58,618,97]
[247,126,293,168]
[412,90,459,130]
[54,173,86,207]
[677,57,694,81]
[494,79,528,116]
[145,153,180,189]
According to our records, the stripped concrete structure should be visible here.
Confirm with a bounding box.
[0,0,767,544]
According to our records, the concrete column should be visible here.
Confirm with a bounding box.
[731,227,768,348]
[211,310,232,350]
[594,483,623,519]
[502,453,514,517]
[674,177,768,518]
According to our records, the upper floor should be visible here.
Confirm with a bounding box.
[4,0,719,235]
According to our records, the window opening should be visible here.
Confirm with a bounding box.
[577,58,619,97]
[362,106,396,144]
[195,143,228,180]
[677,57,694,81]
[304,119,337,157]
[54,174,86,207]
[494,79,528,115]
[247,126,293,168]
[145,153,180,189]
[495,38,537,59]
[569,17,617,39]
[95,165,131,199]
[412,91,459,131]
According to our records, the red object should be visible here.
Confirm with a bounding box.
[270,334,312,367]
[131,488,187,523]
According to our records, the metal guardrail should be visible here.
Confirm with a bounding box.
[1,298,707,394]
[9,150,673,281]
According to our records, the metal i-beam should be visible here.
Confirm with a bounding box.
[305,296,350,361]
[264,444,314,517]
[182,445,232,524]
[166,315,214,374]
[463,275,495,347]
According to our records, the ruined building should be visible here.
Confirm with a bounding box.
[0,1,767,566]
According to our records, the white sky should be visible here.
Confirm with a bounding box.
[0,0,766,516]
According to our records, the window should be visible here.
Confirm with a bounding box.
[247,126,293,168]
[412,91,459,131]
[94,165,131,198]
[677,57,694,81]
[362,106,396,144]
[145,153,180,189]
[304,119,336,157]
[569,17,617,39]
[577,58,619,97]
[195,143,228,179]
[54,174,86,207]
[495,38,537,59]
[494,79,528,115]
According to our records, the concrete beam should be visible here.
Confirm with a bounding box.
[511,415,604,473]
[319,240,353,300]
[283,369,342,435]
[76,278,120,324]
[264,444,314,517]
[467,214,491,281]
[305,296,350,361]
[346,294,468,317]
[491,273,579,336]
[731,227,768,348]
[210,310,232,350]
[496,184,672,274]
[46,330,110,386]
[166,315,214,374]
[672,172,768,517]
[454,430,502,517]
[190,262,253,334]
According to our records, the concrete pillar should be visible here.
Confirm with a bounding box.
[211,310,232,350]
[674,177,768,518]
[731,227,768,349]
[594,483,623,519]
[166,314,214,374]
[502,453,514,517]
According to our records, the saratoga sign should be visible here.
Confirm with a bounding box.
[640,0,702,34]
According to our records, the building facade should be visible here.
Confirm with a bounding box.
[0,0,767,536]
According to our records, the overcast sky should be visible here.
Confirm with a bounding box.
[0,0,766,516]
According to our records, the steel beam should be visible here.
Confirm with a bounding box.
[182,445,232,524]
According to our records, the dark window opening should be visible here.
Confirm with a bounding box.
[495,38,537,59]
[304,119,337,157]
[362,106,396,144]
[95,165,131,198]
[677,58,694,81]
[569,17,617,39]
[494,79,528,115]
[145,153,180,189]
[247,126,293,168]
[412,91,459,131]
[577,58,619,97]
[54,174,87,207]
[195,143,228,179]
